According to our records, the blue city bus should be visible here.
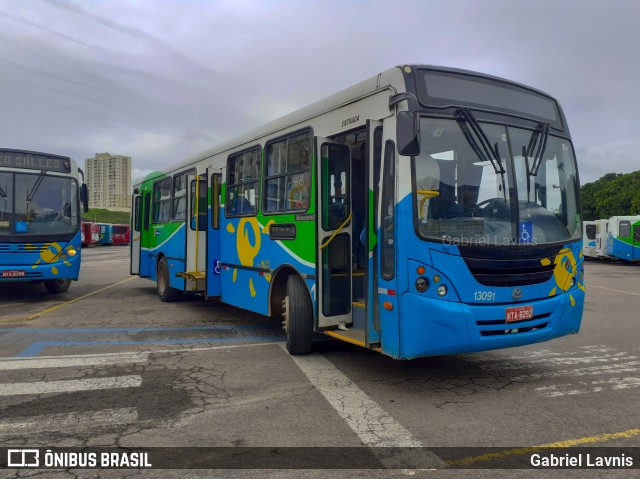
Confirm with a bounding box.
[98,223,113,246]
[0,148,88,293]
[606,216,640,262]
[131,65,585,359]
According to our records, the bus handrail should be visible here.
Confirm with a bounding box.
[320,213,352,250]
[416,190,439,217]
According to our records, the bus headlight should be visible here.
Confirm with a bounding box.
[437,285,447,297]
[579,270,584,283]
[67,248,77,256]
[415,277,429,293]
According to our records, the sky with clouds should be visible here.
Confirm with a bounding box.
[0,0,638,184]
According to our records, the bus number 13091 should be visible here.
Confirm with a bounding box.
[474,291,496,301]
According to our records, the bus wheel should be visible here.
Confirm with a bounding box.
[282,274,313,355]
[157,257,181,302]
[44,278,71,294]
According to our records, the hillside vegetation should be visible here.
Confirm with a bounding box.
[82,208,130,224]
[581,171,640,221]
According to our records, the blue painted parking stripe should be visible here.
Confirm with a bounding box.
[15,337,284,358]
[1,325,280,334]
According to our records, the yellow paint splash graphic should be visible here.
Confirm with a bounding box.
[225,217,271,294]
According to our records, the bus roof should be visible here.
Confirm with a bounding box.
[135,64,562,185]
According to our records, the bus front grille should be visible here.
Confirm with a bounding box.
[459,246,559,287]
[476,313,551,337]
[0,243,55,253]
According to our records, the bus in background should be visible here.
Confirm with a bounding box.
[97,223,113,246]
[583,220,597,259]
[0,148,88,293]
[81,222,100,247]
[131,65,585,359]
[112,224,130,246]
[606,216,640,262]
[594,219,610,259]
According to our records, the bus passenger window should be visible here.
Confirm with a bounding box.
[264,130,312,214]
[226,147,261,217]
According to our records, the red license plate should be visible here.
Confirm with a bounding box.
[2,270,26,278]
[505,305,533,323]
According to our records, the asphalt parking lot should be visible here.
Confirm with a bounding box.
[1,247,639,478]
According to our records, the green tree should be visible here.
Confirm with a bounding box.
[580,171,640,220]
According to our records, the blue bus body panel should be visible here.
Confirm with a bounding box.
[0,230,82,282]
[219,215,315,316]
[383,196,585,360]
[607,235,640,261]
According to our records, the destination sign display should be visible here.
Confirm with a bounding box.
[0,150,71,173]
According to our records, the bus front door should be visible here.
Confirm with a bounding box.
[316,140,352,329]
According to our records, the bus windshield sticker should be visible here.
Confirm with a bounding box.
[16,222,27,233]
[519,221,533,244]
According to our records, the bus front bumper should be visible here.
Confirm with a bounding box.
[0,251,81,282]
[399,289,585,360]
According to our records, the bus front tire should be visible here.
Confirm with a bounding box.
[44,278,72,294]
[283,274,313,355]
[157,258,181,302]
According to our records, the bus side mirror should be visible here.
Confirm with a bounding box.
[397,111,420,156]
[81,184,89,213]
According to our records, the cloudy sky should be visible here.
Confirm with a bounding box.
[0,0,638,184]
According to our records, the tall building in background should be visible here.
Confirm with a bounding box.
[85,152,131,210]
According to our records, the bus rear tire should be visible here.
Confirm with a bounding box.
[283,274,313,355]
[44,278,71,294]
[157,257,181,302]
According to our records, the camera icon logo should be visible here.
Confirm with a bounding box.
[7,449,40,467]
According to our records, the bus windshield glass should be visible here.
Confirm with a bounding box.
[413,117,580,246]
[0,172,79,238]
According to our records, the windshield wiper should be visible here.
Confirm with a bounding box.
[0,185,6,198]
[456,108,507,197]
[523,122,550,176]
[456,108,505,174]
[522,122,550,203]
[27,171,46,202]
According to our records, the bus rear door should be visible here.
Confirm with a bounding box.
[179,174,207,292]
[131,193,141,275]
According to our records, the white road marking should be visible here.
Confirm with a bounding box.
[0,353,149,370]
[464,345,640,398]
[478,352,635,371]
[0,408,139,435]
[535,377,640,397]
[0,341,278,363]
[0,375,142,396]
[280,344,443,469]
[512,361,640,380]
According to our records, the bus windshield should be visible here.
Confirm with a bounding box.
[413,117,581,246]
[0,172,79,238]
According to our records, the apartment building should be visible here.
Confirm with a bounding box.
[85,152,131,210]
